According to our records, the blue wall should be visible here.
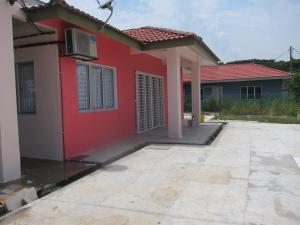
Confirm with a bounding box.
[184,79,287,103]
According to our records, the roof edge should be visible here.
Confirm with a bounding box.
[202,76,292,83]
[208,63,292,76]
[248,63,292,76]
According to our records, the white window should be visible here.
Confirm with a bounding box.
[241,86,262,100]
[15,62,36,114]
[90,66,103,110]
[77,64,90,111]
[77,63,117,112]
[102,68,115,109]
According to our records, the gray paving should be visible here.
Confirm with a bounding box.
[72,123,223,165]
[1,121,300,225]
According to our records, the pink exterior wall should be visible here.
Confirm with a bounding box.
[41,19,169,159]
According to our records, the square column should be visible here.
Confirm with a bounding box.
[191,60,201,126]
[0,1,21,183]
[166,48,182,138]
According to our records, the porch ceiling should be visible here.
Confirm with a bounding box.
[13,18,57,46]
[13,18,53,35]
[131,45,218,69]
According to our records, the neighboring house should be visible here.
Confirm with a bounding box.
[184,63,292,103]
[0,0,219,183]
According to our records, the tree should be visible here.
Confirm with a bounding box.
[288,71,300,102]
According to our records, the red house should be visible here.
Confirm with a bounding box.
[0,0,219,183]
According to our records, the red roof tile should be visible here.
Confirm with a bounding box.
[184,64,292,82]
[123,26,198,44]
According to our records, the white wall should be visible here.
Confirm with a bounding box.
[14,45,64,161]
[0,1,21,183]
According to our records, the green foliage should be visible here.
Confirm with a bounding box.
[287,71,300,102]
[184,102,192,113]
[202,97,221,112]
[225,59,300,72]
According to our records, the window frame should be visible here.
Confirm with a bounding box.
[76,61,118,113]
[255,86,262,99]
[240,86,263,100]
[15,61,37,115]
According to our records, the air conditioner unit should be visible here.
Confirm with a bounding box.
[65,28,98,60]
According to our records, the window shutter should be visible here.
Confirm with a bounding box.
[136,73,165,133]
[152,77,159,128]
[145,75,152,130]
[136,74,146,133]
[158,77,165,126]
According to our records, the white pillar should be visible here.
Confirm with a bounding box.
[166,48,182,138]
[191,60,201,126]
[0,1,21,183]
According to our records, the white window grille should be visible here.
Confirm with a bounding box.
[77,63,117,112]
[77,64,90,110]
[90,66,103,110]
[102,68,115,109]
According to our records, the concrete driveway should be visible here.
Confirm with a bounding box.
[1,121,300,225]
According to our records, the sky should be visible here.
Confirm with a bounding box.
[53,0,300,62]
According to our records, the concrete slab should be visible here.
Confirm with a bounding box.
[0,158,96,204]
[1,121,300,225]
[72,122,223,165]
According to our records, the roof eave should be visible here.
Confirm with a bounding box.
[140,37,195,51]
[141,37,220,63]
[194,38,220,62]
[28,4,142,50]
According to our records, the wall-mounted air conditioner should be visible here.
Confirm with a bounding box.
[65,28,98,60]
